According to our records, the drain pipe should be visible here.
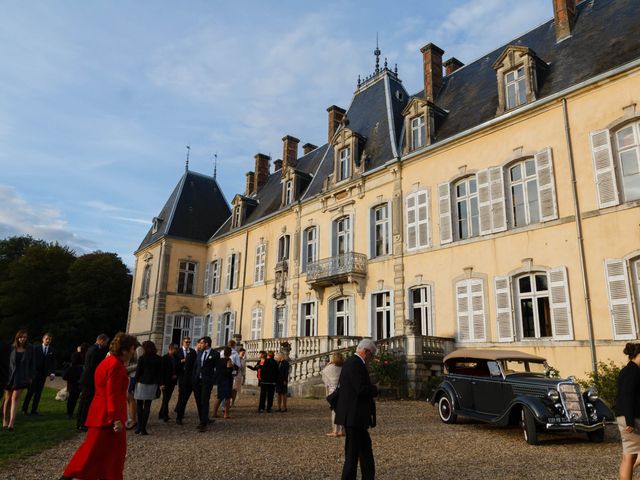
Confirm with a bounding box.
[562,97,597,375]
[237,229,250,343]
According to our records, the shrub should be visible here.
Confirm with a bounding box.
[577,361,621,408]
[369,350,402,386]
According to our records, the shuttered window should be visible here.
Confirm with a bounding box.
[177,261,197,295]
[218,312,235,347]
[211,259,221,294]
[410,286,432,336]
[371,203,391,258]
[515,273,551,339]
[254,243,266,283]
[590,129,620,208]
[494,276,514,342]
[615,123,640,202]
[407,190,430,249]
[251,307,263,340]
[301,227,318,272]
[454,177,480,240]
[455,279,486,342]
[203,262,211,295]
[605,259,636,340]
[477,167,507,234]
[225,253,240,290]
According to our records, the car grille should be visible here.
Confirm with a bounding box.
[558,382,587,422]
[511,385,547,398]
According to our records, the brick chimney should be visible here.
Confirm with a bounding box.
[327,105,346,144]
[302,143,318,155]
[274,159,283,171]
[282,135,299,172]
[554,0,576,42]
[444,57,464,76]
[245,171,255,196]
[420,43,444,102]
[253,153,270,193]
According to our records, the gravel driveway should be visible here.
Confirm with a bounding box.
[0,393,622,480]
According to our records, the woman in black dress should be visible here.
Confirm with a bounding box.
[133,341,162,435]
[617,342,640,480]
[212,346,234,419]
[2,330,35,430]
[64,343,88,419]
[276,352,290,412]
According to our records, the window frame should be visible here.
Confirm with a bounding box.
[505,66,527,110]
[410,115,426,150]
[302,226,318,273]
[254,243,266,284]
[508,158,540,228]
[515,272,552,340]
[140,264,152,298]
[614,122,640,202]
[333,296,352,336]
[410,285,432,336]
[177,260,197,295]
[284,180,294,206]
[371,203,391,258]
[454,177,480,240]
[274,306,287,338]
[299,301,317,337]
[406,189,430,250]
[225,253,240,291]
[338,147,351,182]
[210,259,221,294]
[277,235,290,262]
[371,291,393,340]
[232,205,242,228]
[250,307,263,340]
[334,215,352,256]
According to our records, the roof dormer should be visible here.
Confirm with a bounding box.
[329,126,366,188]
[280,167,311,207]
[230,194,257,229]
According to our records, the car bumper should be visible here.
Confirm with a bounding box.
[544,419,617,431]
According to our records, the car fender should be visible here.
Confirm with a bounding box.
[592,398,615,421]
[430,381,458,409]
[499,396,549,425]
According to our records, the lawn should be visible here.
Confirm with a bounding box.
[0,387,78,466]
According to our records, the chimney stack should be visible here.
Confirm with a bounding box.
[253,153,270,193]
[554,0,576,42]
[420,43,444,102]
[282,135,299,172]
[274,159,283,171]
[245,171,255,196]
[444,57,464,76]
[327,105,346,144]
[302,143,318,155]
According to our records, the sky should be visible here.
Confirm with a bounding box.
[0,0,552,269]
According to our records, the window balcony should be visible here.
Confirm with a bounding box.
[306,252,367,301]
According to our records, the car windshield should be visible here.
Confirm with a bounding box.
[501,359,547,375]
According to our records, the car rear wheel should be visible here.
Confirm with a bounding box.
[587,428,605,443]
[438,394,457,424]
[521,407,538,445]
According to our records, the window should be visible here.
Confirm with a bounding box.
[334,216,351,255]
[371,204,390,258]
[225,253,240,290]
[509,159,540,227]
[277,235,290,262]
[177,261,196,295]
[455,177,479,240]
[250,307,263,340]
[407,190,430,249]
[302,227,318,272]
[615,123,640,202]
[333,297,352,336]
[300,302,317,336]
[455,278,486,342]
[505,67,526,110]
[232,205,242,228]
[338,147,351,181]
[372,292,393,340]
[254,243,266,283]
[218,312,234,346]
[274,306,286,338]
[210,260,221,294]
[284,180,294,205]
[140,265,151,298]
[410,286,432,336]
[604,258,638,340]
[516,273,552,338]
[152,217,160,234]
[163,315,202,354]
[411,115,426,150]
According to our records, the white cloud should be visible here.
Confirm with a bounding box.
[0,184,97,253]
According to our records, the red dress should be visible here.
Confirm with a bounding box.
[63,354,129,480]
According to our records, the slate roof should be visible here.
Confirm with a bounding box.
[137,170,231,252]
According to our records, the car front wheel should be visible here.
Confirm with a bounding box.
[438,394,457,424]
[521,407,538,445]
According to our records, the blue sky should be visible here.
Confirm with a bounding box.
[0,1,551,269]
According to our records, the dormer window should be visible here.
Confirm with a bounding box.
[284,180,293,205]
[411,115,426,150]
[338,147,351,181]
[505,67,526,110]
[152,217,162,234]
[232,205,242,228]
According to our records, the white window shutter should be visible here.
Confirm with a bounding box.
[418,190,431,247]
[549,266,574,340]
[535,147,558,222]
[494,276,514,342]
[233,253,241,289]
[163,315,174,354]
[217,315,224,347]
[477,169,492,235]
[226,256,232,290]
[204,262,211,295]
[406,194,417,250]
[207,315,214,338]
[604,259,636,340]
[438,183,452,245]
[193,316,204,342]
[456,282,471,341]
[489,166,507,233]
[230,312,236,340]
[470,279,486,341]
[590,129,619,208]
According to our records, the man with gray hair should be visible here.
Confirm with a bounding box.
[334,338,378,480]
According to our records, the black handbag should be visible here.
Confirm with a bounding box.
[326,385,340,410]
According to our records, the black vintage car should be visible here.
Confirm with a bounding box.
[430,349,615,445]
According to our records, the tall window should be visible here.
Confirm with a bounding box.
[277,235,290,262]
[411,115,426,150]
[338,147,351,181]
[517,273,551,339]
[302,227,318,272]
[372,292,392,340]
[372,204,390,258]
[274,306,286,338]
[455,278,486,342]
[406,190,429,249]
[333,297,351,336]
[210,259,221,294]
[510,159,540,227]
[140,264,151,298]
[410,286,432,336]
[225,253,240,290]
[172,315,192,346]
[284,180,294,205]
[334,216,351,255]
[615,123,640,201]
[505,67,526,110]
[177,261,196,295]
[300,302,317,336]
[219,312,234,346]
[455,177,479,240]
[250,307,263,340]
[254,243,266,283]
[232,205,242,228]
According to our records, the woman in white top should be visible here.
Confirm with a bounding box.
[321,352,345,437]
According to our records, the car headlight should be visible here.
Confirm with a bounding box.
[547,389,560,402]
[586,387,599,402]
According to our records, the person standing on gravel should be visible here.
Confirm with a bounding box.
[192,336,218,432]
[175,336,197,425]
[322,352,345,437]
[334,338,378,480]
[76,334,109,432]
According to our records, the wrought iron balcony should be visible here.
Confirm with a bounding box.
[306,252,367,287]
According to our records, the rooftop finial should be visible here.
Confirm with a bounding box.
[384,57,388,69]
[374,33,381,73]
[394,63,398,75]
[213,152,218,180]
[185,145,190,171]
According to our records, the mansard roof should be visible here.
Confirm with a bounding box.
[411,0,640,145]
[137,170,230,252]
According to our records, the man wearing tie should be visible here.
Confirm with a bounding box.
[158,343,179,422]
[22,333,57,416]
[174,337,196,425]
[192,336,218,432]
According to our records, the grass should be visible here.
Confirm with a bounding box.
[0,387,78,466]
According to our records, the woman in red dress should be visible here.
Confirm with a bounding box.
[60,332,137,480]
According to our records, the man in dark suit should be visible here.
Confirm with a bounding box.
[76,333,109,431]
[192,336,218,432]
[158,343,178,422]
[334,339,378,480]
[175,336,197,425]
[22,332,57,415]
[258,350,279,413]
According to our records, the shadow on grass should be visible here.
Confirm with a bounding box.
[0,387,78,466]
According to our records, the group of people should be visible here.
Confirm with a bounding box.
[247,349,290,413]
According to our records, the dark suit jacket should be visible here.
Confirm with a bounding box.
[79,344,108,388]
[160,353,178,386]
[34,343,57,376]
[192,349,219,385]
[177,347,196,386]
[260,357,279,384]
[0,340,10,390]
[135,354,162,385]
[8,344,36,388]
[334,355,377,429]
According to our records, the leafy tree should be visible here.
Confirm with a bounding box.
[0,236,47,278]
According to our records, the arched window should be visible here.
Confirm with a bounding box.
[509,158,540,227]
[515,273,551,338]
[614,123,640,202]
[454,177,479,240]
[301,226,318,272]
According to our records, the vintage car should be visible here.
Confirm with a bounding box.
[430,349,615,444]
